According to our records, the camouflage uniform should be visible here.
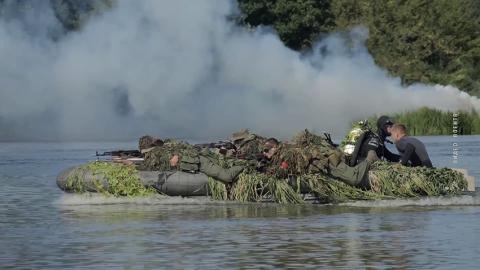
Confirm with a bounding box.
[142,140,195,171]
[231,129,266,161]
[138,135,164,152]
[142,140,244,183]
[264,130,370,187]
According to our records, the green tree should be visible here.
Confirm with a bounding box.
[238,0,335,50]
[238,0,480,97]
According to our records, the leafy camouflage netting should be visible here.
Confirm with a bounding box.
[207,171,382,204]
[65,162,156,197]
[229,171,304,204]
[65,161,467,203]
[138,135,164,151]
[298,174,384,203]
[142,140,197,171]
[368,161,467,197]
[207,161,468,204]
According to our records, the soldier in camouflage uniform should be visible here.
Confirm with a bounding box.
[141,139,245,184]
[230,129,267,161]
[260,130,371,188]
[138,135,164,153]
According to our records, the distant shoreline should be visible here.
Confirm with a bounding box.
[365,107,480,136]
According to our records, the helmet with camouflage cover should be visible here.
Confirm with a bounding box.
[231,129,252,143]
[139,135,164,153]
[291,129,343,171]
[231,129,266,160]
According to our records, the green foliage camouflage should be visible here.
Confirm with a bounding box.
[207,177,228,200]
[205,129,468,203]
[368,161,467,197]
[65,159,467,203]
[207,161,467,204]
[239,0,480,97]
[298,173,383,202]
[230,171,304,204]
[66,162,156,197]
[142,140,198,171]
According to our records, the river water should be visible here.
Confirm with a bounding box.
[1,136,479,269]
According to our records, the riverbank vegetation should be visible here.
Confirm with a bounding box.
[365,107,480,136]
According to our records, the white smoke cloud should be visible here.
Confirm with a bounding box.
[0,0,478,141]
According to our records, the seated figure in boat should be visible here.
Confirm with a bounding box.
[252,130,375,189]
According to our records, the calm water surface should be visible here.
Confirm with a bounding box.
[1,136,479,269]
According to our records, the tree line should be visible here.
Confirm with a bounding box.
[239,0,480,135]
[238,0,480,97]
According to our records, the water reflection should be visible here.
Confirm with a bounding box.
[48,202,478,269]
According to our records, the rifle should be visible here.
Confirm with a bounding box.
[323,133,339,147]
[194,141,237,150]
[95,150,142,157]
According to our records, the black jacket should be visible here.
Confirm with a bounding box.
[395,136,433,167]
[349,130,400,166]
[349,116,400,166]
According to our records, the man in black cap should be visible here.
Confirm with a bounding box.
[348,115,400,166]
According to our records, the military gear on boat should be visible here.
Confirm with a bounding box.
[142,142,244,183]
[233,130,266,160]
[344,117,400,166]
[138,135,164,152]
[179,154,200,173]
[57,128,472,203]
[260,130,343,178]
[199,155,245,183]
[231,129,251,142]
[341,120,369,156]
[143,142,197,171]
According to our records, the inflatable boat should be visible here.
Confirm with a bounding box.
[57,161,476,204]
[57,166,211,196]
